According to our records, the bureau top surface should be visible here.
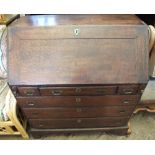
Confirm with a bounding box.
[10,14,144,27]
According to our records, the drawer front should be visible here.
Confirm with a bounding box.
[22,106,135,119]
[39,86,117,96]
[118,85,139,95]
[138,84,147,94]
[29,117,129,129]
[17,87,40,96]
[17,95,140,108]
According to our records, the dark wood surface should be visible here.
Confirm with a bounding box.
[14,84,144,96]
[22,106,135,119]
[17,87,40,96]
[29,117,129,129]
[39,86,117,96]
[8,15,149,85]
[7,15,149,137]
[117,85,139,95]
[17,95,140,108]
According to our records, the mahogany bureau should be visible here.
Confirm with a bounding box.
[7,15,149,138]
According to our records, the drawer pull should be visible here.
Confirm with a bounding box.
[39,124,44,127]
[26,92,34,96]
[51,90,63,95]
[77,119,82,123]
[76,108,82,112]
[123,90,133,94]
[76,97,81,103]
[123,100,130,104]
[141,89,144,93]
[27,102,35,106]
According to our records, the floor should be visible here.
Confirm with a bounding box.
[0,112,155,140]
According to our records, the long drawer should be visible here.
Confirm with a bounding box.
[17,95,140,108]
[29,117,129,129]
[39,86,117,96]
[22,106,135,119]
[17,86,117,96]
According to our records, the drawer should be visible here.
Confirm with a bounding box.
[29,117,129,129]
[138,84,147,94]
[17,87,40,96]
[118,85,139,95]
[39,86,117,96]
[17,95,140,108]
[22,106,135,119]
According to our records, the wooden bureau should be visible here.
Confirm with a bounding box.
[7,15,149,138]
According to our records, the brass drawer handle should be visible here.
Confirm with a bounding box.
[26,91,34,96]
[76,97,81,103]
[140,89,144,93]
[51,90,63,95]
[39,124,44,127]
[119,110,126,113]
[27,102,35,106]
[76,108,82,112]
[123,90,133,94]
[123,100,130,104]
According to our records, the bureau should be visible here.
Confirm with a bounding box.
[7,15,149,138]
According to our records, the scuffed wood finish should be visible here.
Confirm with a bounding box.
[8,15,149,85]
[22,106,135,119]
[7,15,149,137]
[39,86,117,96]
[29,117,129,129]
[16,95,140,108]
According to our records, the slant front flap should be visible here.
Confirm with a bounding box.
[8,16,149,85]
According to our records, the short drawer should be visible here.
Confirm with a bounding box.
[138,84,147,94]
[22,106,135,119]
[118,85,139,95]
[39,86,117,96]
[29,117,129,129]
[17,95,140,108]
[17,87,40,96]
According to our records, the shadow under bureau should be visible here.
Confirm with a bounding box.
[7,15,149,138]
